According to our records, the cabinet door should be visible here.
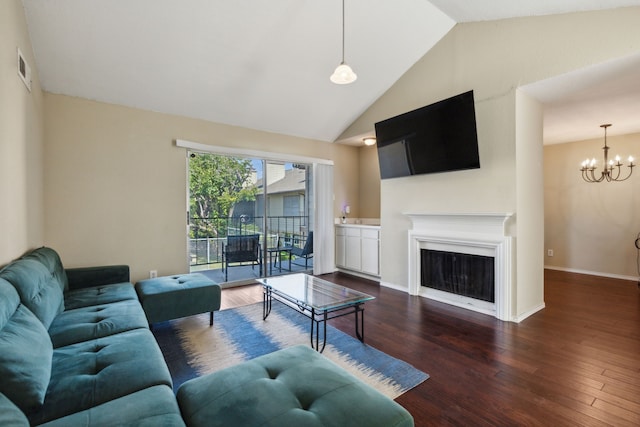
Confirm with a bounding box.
[335,228,346,268]
[345,228,362,271]
[361,229,379,275]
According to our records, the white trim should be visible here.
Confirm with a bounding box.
[336,268,380,282]
[515,303,546,323]
[176,139,334,166]
[379,281,409,292]
[544,265,638,282]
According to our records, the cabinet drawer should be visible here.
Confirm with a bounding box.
[361,229,379,239]
[346,227,361,237]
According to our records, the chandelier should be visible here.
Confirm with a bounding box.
[580,124,635,183]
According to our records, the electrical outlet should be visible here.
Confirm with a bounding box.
[149,270,158,279]
[547,249,554,257]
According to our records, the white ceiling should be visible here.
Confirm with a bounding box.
[22,0,640,145]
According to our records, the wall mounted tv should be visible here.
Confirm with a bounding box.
[375,90,480,179]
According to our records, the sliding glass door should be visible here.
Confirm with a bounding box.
[262,161,313,276]
[187,152,312,283]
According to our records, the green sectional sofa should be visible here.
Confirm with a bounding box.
[0,247,414,427]
[0,247,185,426]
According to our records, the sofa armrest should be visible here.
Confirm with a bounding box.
[65,265,130,290]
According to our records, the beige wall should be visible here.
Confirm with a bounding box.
[357,145,381,219]
[0,0,45,265]
[341,8,640,320]
[43,94,359,282]
[544,132,640,279]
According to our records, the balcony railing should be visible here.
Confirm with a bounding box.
[189,215,309,267]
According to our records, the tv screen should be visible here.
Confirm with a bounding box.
[375,90,480,179]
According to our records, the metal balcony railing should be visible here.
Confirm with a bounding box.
[189,215,310,267]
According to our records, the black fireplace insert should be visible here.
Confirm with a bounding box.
[421,249,495,303]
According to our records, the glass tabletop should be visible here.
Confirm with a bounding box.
[258,273,375,311]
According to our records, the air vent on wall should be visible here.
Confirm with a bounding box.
[17,48,31,92]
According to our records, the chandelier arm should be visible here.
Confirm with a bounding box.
[581,171,591,182]
[613,165,635,182]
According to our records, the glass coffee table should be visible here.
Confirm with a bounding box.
[257,274,375,353]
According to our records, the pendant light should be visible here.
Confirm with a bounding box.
[330,0,357,84]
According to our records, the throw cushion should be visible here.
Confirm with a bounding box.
[0,259,64,329]
[0,279,53,412]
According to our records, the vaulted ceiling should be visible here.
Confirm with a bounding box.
[22,0,640,145]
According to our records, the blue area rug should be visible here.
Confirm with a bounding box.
[153,300,429,399]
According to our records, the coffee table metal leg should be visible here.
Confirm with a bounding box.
[355,305,365,342]
[310,309,327,353]
[263,287,272,320]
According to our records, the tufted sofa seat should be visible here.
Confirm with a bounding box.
[177,344,414,427]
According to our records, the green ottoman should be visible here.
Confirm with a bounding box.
[135,274,221,326]
[176,345,414,427]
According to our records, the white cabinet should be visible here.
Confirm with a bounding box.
[335,227,346,268]
[335,225,380,277]
[345,227,362,271]
[360,228,380,276]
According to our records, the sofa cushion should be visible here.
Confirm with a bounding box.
[22,247,69,293]
[0,259,64,328]
[64,282,137,310]
[28,328,172,424]
[177,344,414,427]
[135,274,221,324]
[0,279,53,413]
[66,265,130,291]
[48,299,149,348]
[0,393,29,427]
[37,385,186,427]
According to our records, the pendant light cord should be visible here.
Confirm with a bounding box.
[341,0,345,64]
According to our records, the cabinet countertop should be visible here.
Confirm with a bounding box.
[335,224,380,229]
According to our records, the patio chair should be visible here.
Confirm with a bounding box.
[222,234,262,281]
[284,231,313,269]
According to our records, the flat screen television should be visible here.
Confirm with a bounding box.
[375,90,480,179]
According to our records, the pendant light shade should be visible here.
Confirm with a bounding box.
[330,62,357,84]
[330,0,356,85]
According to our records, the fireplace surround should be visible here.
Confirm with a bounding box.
[406,213,513,320]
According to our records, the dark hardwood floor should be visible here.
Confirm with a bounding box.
[220,270,640,426]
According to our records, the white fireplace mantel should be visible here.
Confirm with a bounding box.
[405,212,513,237]
[405,212,514,321]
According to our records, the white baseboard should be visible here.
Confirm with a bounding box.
[335,268,380,282]
[515,303,546,323]
[544,265,638,282]
[379,280,410,293]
